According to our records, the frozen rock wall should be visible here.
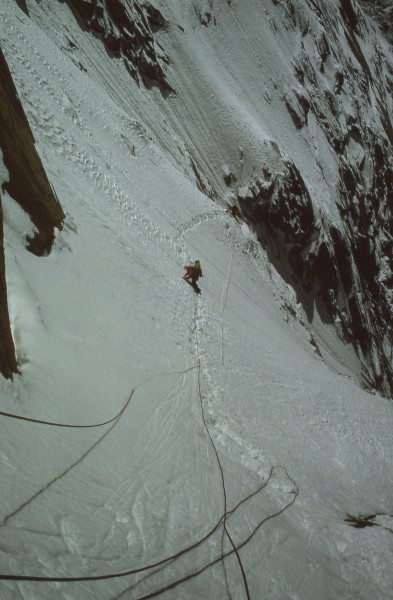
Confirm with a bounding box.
[0,46,65,378]
[226,0,393,396]
[64,0,172,90]
[360,0,393,44]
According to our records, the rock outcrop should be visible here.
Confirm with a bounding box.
[64,0,173,91]
[226,0,393,397]
[15,0,29,15]
[0,47,65,378]
[359,0,393,44]
[234,137,393,396]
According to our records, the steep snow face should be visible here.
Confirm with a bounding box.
[0,0,393,599]
[54,0,393,396]
[152,0,393,397]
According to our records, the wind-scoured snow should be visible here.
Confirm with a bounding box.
[0,0,393,598]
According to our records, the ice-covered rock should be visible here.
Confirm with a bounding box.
[64,0,173,90]
[223,0,393,397]
[0,47,65,378]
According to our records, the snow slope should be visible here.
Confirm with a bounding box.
[0,0,393,598]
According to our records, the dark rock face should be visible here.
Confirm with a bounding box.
[15,0,29,15]
[237,154,316,252]
[64,0,173,91]
[336,139,393,394]
[226,0,393,397]
[0,48,65,378]
[0,200,19,379]
[236,145,320,301]
[0,49,65,256]
[340,0,359,31]
[234,129,393,396]
[359,0,393,44]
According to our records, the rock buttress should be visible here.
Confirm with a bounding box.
[0,197,18,379]
[0,47,65,378]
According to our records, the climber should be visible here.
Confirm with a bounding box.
[183,260,203,287]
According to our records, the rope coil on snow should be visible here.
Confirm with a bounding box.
[0,466,298,586]
[0,390,135,428]
[0,365,205,429]
[0,468,278,582]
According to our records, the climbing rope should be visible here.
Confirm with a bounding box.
[138,468,299,599]
[220,244,235,366]
[0,390,134,428]
[0,246,299,598]
[193,246,250,599]
[0,468,282,583]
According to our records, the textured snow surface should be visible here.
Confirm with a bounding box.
[0,0,393,598]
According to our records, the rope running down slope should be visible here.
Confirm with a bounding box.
[0,250,299,597]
